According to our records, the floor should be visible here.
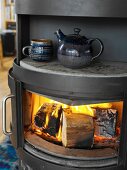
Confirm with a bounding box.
[0,57,14,138]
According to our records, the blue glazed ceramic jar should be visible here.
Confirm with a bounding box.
[22,39,53,61]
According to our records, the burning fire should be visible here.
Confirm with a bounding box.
[30,93,122,144]
[70,105,94,117]
[56,114,62,141]
[44,113,49,128]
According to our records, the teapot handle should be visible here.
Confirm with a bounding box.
[89,38,104,61]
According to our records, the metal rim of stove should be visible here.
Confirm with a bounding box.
[12,59,127,101]
[23,142,118,168]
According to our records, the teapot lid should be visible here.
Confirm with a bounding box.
[65,28,87,45]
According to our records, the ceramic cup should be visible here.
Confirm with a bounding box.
[22,39,53,61]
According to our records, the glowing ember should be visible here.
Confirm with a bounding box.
[35,129,42,135]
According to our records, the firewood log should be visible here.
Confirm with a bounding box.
[62,109,94,148]
[46,104,62,136]
[93,108,118,148]
[94,108,118,138]
[33,103,62,137]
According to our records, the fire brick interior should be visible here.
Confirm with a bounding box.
[5,0,127,170]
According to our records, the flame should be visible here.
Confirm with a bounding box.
[35,129,42,135]
[51,106,60,118]
[51,110,57,117]
[70,105,95,117]
[90,103,112,109]
[56,124,62,141]
[56,114,62,141]
[44,114,50,128]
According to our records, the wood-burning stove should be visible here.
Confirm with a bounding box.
[2,0,127,169]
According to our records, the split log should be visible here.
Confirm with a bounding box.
[33,103,62,137]
[45,104,62,136]
[93,108,118,148]
[94,108,118,138]
[62,110,94,148]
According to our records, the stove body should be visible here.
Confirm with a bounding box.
[3,0,127,170]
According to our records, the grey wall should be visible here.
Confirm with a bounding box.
[16,0,127,18]
[30,16,127,62]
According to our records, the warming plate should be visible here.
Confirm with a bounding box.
[20,57,127,77]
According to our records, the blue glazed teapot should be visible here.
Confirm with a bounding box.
[55,28,104,69]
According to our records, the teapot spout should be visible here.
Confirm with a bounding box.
[55,29,65,42]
